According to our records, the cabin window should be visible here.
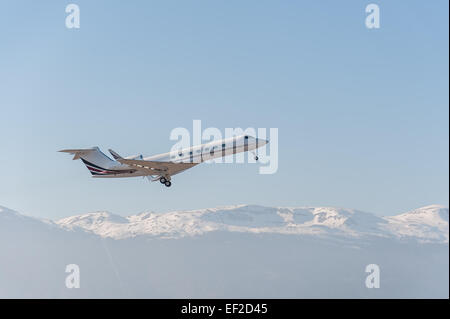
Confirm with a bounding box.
[222,143,226,148]
[244,135,249,139]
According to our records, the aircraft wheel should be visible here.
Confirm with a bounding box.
[164,181,172,187]
[160,177,166,184]
[255,156,259,161]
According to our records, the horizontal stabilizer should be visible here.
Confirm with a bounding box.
[59,148,99,160]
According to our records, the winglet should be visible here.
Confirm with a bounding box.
[108,149,123,160]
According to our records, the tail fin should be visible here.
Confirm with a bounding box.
[59,147,117,175]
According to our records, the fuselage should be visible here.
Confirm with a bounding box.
[99,135,268,178]
[145,135,267,163]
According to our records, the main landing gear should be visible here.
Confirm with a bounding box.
[159,177,172,187]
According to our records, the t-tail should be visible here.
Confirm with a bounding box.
[59,147,120,176]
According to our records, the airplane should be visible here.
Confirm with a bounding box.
[60,135,268,187]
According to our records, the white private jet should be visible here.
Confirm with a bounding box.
[60,135,268,187]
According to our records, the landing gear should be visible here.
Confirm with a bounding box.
[159,176,171,187]
[251,151,259,161]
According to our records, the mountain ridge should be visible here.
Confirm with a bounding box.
[2,204,448,243]
[1,204,448,298]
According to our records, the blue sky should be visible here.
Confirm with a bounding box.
[0,1,448,219]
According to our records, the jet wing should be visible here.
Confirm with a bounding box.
[117,158,198,176]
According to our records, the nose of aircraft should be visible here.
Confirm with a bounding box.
[257,138,269,147]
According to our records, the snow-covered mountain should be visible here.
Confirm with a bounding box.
[54,204,449,243]
[383,205,449,243]
[0,204,448,298]
[0,205,60,233]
